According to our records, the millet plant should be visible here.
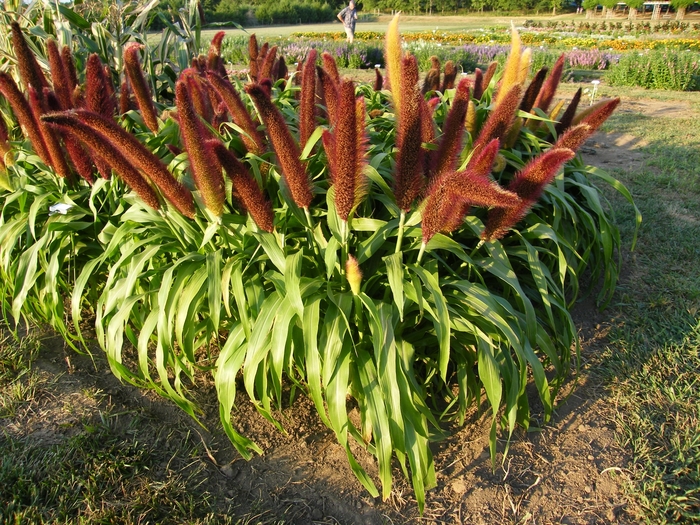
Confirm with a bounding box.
[0,11,639,510]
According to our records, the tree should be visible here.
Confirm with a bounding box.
[582,0,598,18]
[626,0,644,19]
[600,0,618,18]
[671,0,697,19]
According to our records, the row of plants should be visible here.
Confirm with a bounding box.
[218,36,699,90]
[606,48,700,90]
[292,29,700,51]
[0,0,640,510]
[524,18,700,34]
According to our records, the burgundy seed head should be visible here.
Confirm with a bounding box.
[553,88,583,136]
[207,72,266,156]
[393,55,424,212]
[43,112,160,208]
[520,66,548,114]
[123,43,159,133]
[210,140,274,232]
[472,84,522,155]
[176,81,225,216]
[533,54,565,113]
[299,50,318,150]
[73,109,195,217]
[11,22,48,95]
[246,83,313,209]
[321,52,341,86]
[0,72,51,164]
[432,78,470,179]
[46,39,72,110]
[440,60,457,92]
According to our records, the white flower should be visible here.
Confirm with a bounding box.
[49,203,73,216]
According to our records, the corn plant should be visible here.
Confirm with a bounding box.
[0,15,639,510]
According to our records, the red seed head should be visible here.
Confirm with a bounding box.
[210,140,274,231]
[207,72,266,156]
[86,54,116,118]
[246,83,313,209]
[123,43,159,133]
[472,84,522,155]
[46,39,72,110]
[176,81,225,216]
[321,52,341,86]
[554,88,583,136]
[43,112,160,208]
[0,72,51,164]
[299,50,318,150]
[440,60,457,92]
[533,54,565,113]
[432,78,470,179]
[393,55,425,212]
[74,109,195,217]
[11,22,48,95]
[332,80,357,221]
[520,66,548,114]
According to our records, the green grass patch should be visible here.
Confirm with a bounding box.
[595,97,700,523]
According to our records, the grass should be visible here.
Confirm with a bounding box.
[0,329,267,525]
[593,94,700,523]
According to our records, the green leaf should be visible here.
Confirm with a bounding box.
[284,250,304,319]
[408,264,451,381]
[383,252,405,321]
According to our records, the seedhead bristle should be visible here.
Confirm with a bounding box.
[123,43,159,133]
[246,83,313,209]
[299,50,318,150]
[176,81,225,217]
[494,24,522,106]
[533,54,565,113]
[385,13,403,115]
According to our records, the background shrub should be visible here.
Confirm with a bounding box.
[606,49,700,90]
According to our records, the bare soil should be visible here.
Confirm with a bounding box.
[1,95,681,525]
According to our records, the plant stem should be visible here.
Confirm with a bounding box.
[304,206,322,264]
[395,210,406,254]
[340,218,348,289]
[417,241,426,264]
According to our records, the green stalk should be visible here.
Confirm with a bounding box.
[304,206,323,264]
[352,294,364,342]
[416,241,427,264]
[395,210,406,254]
[340,218,348,290]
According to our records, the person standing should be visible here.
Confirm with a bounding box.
[337,1,358,44]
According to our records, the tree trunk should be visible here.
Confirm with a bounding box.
[586,8,592,18]
[652,3,661,20]
[628,7,637,20]
[552,7,556,15]
[676,6,686,20]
